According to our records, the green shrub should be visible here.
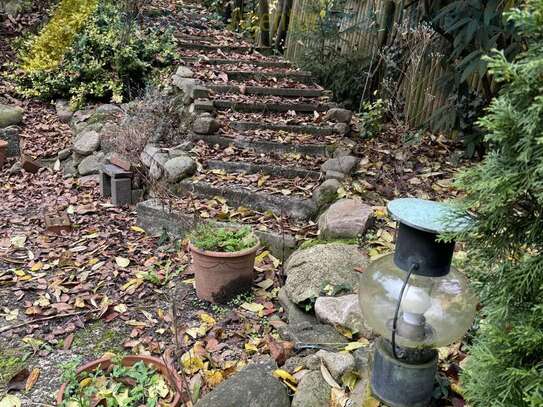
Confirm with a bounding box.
[11,0,177,108]
[20,0,99,72]
[189,225,258,252]
[451,2,543,406]
[358,98,385,138]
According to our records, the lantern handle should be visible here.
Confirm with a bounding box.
[391,262,419,359]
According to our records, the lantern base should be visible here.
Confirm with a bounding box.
[371,338,438,407]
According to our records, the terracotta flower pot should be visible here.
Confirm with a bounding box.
[0,140,7,169]
[190,239,260,303]
[56,355,186,406]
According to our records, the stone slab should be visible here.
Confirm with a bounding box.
[136,199,298,260]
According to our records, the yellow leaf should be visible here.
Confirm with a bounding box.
[79,377,93,388]
[25,368,40,392]
[254,250,269,265]
[362,384,380,407]
[14,270,26,277]
[115,257,130,268]
[244,342,258,353]
[204,370,224,387]
[341,371,358,391]
[336,325,353,339]
[199,313,216,325]
[74,297,85,308]
[343,339,369,352]
[31,262,43,271]
[272,369,297,384]
[130,226,145,233]
[240,302,264,315]
[181,350,204,374]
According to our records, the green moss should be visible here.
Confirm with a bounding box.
[0,349,24,387]
[299,238,358,250]
[72,321,124,358]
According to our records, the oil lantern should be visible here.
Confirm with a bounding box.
[358,198,477,407]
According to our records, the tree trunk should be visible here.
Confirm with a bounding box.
[258,0,270,46]
[270,0,284,44]
[274,0,292,51]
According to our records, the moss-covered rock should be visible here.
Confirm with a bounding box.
[0,348,24,387]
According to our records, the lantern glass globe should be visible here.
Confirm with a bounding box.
[358,254,477,348]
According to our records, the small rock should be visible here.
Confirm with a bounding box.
[325,170,345,181]
[0,126,20,156]
[283,356,305,373]
[318,198,373,240]
[172,76,198,94]
[195,361,289,407]
[333,146,353,158]
[293,369,309,382]
[73,130,100,156]
[80,174,100,184]
[192,98,215,113]
[324,108,352,124]
[163,156,196,182]
[55,100,73,123]
[175,66,194,78]
[321,156,359,175]
[284,243,368,304]
[21,156,42,173]
[140,144,159,167]
[78,152,105,175]
[312,179,340,209]
[303,354,321,370]
[9,161,21,175]
[278,321,348,347]
[193,116,221,135]
[94,104,123,116]
[291,371,331,407]
[316,350,355,381]
[349,377,370,407]
[267,337,294,366]
[58,148,71,161]
[278,287,317,326]
[333,122,350,136]
[353,347,371,374]
[0,104,23,128]
[314,294,372,337]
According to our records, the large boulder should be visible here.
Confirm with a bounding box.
[0,104,23,128]
[73,130,100,155]
[284,243,368,304]
[195,361,289,407]
[291,371,331,407]
[318,198,373,240]
[163,156,196,182]
[314,294,372,337]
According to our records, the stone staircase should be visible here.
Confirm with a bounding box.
[137,3,358,259]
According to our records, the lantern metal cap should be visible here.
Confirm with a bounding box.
[387,198,468,234]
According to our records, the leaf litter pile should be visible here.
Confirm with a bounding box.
[0,2,472,406]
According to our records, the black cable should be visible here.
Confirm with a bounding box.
[391,262,419,359]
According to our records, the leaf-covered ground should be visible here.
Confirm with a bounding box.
[0,1,472,406]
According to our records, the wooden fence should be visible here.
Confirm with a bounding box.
[284,0,450,128]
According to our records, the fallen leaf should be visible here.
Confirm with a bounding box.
[320,363,341,389]
[25,368,40,391]
[343,339,369,352]
[0,394,21,407]
[115,257,130,268]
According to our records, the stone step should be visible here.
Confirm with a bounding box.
[205,160,321,180]
[189,133,332,157]
[230,121,339,136]
[220,70,314,83]
[181,57,292,69]
[174,179,317,220]
[177,41,271,54]
[136,199,313,260]
[214,100,333,113]
[208,84,324,98]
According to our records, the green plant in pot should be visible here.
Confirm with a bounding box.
[188,224,260,303]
